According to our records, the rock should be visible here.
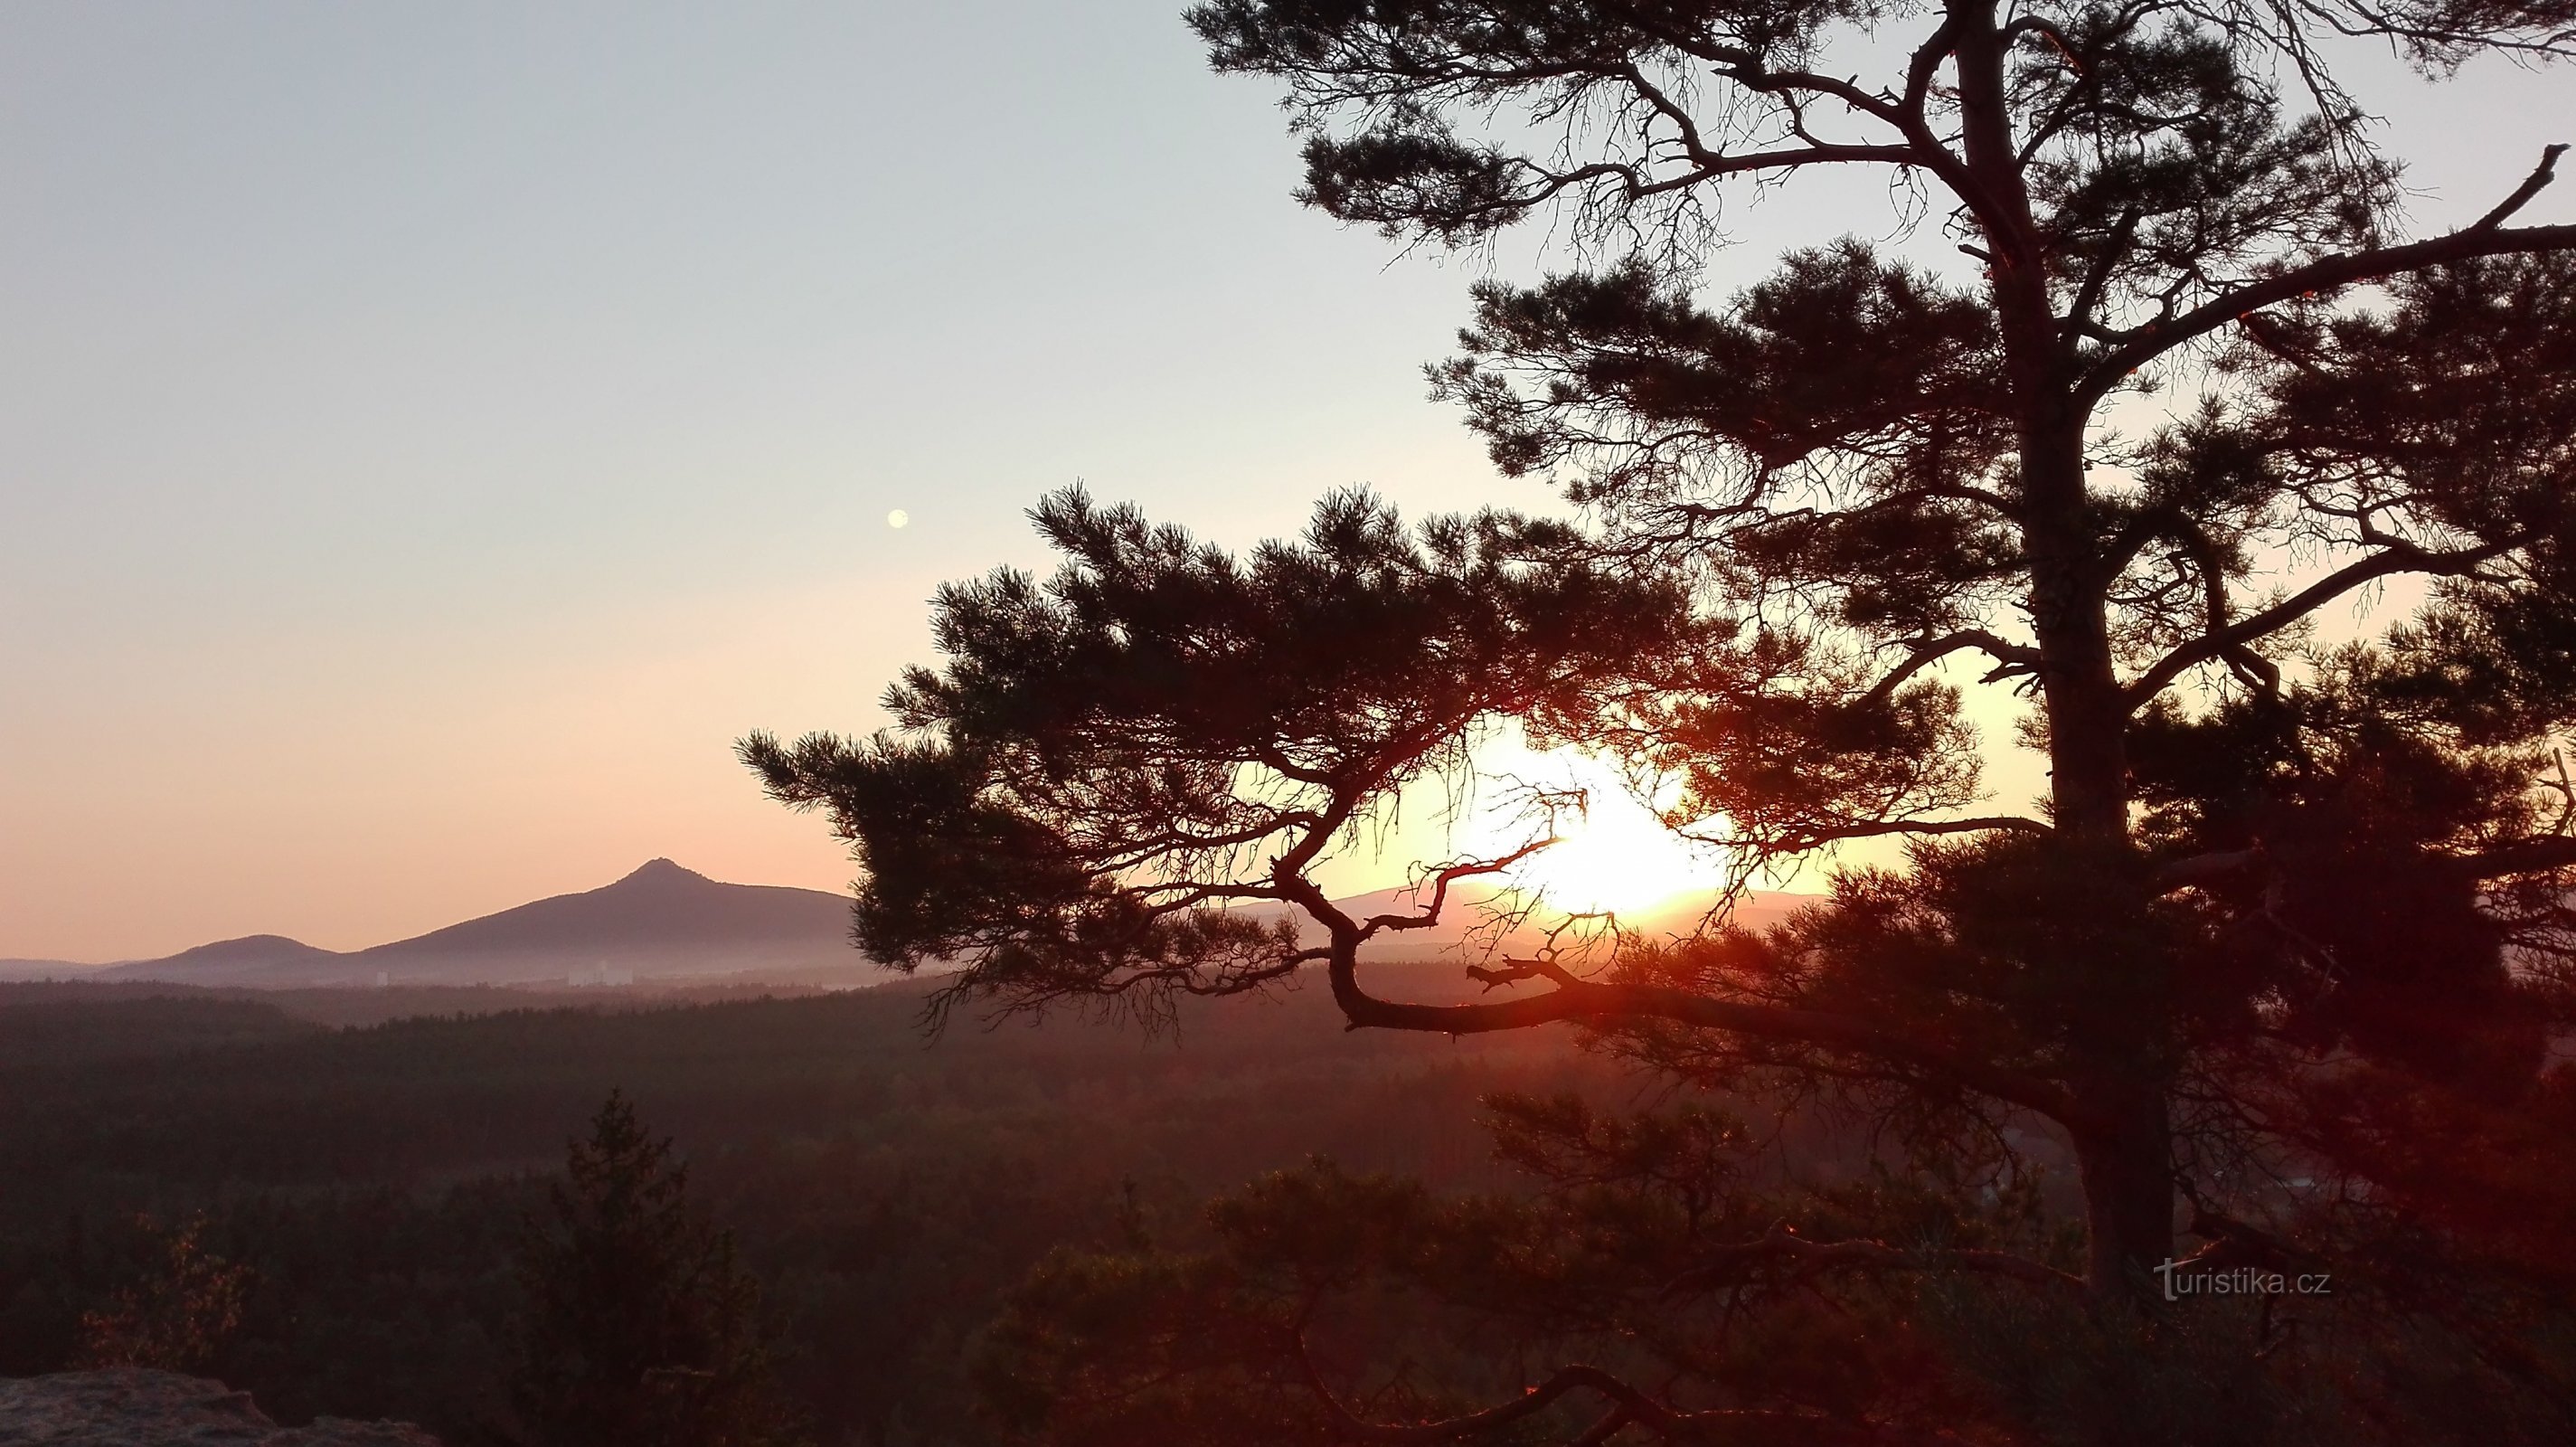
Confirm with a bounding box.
[0,1369,440,1445]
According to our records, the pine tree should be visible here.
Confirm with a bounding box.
[746,1,2576,1439]
[508,1092,804,1447]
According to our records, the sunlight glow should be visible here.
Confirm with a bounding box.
[1460,744,1714,919]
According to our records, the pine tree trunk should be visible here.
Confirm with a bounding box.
[2024,414,2180,1295]
[2074,1083,2179,1293]
[1963,0,2184,1279]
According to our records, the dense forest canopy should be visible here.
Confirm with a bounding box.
[0,980,1596,1445]
[748,3,2576,1442]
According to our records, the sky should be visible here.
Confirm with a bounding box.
[3,3,2569,961]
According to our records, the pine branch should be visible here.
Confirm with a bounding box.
[1307,928,2091,1130]
[2122,534,2529,709]
[2078,184,2576,402]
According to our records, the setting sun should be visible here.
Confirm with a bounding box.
[1513,802,1706,917]
[1459,747,1715,919]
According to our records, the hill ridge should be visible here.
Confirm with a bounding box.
[92,860,872,989]
[80,862,1820,990]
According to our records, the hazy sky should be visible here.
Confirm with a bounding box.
[3,4,2567,960]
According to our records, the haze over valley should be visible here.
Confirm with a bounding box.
[1,857,1816,989]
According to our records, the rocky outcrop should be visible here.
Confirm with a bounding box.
[0,1369,440,1445]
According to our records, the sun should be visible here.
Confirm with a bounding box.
[1506,787,1709,916]
[1327,733,1724,923]
[1463,747,1714,918]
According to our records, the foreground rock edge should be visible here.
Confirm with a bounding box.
[0,1368,440,1445]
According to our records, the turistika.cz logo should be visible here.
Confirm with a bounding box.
[2153,1261,2334,1303]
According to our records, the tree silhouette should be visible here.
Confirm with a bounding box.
[71,1213,250,1374]
[749,2,2576,1440]
[508,1091,804,1447]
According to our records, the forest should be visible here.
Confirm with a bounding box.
[0,976,1614,1445]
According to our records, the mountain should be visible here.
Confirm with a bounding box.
[354,857,853,973]
[80,861,1824,991]
[92,861,884,988]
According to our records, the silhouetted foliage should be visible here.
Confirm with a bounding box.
[71,1213,251,1374]
[507,1091,807,1447]
[748,487,1713,1027]
[753,2,2576,1442]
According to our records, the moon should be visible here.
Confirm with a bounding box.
[886,509,909,529]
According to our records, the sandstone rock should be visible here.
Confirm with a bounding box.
[0,1369,440,1446]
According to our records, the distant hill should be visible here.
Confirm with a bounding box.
[0,959,103,983]
[159,934,345,970]
[91,860,886,989]
[77,860,1822,991]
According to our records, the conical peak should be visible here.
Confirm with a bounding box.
[612,857,708,888]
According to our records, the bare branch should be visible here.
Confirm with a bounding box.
[1861,630,2044,708]
[1314,933,2091,1129]
[2061,210,2141,346]
[1363,837,1562,936]
[2153,848,2265,894]
[1777,816,2053,851]
[2468,144,2571,234]
[2122,536,2527,710]
[2004,14,2089,73]
[2156,835,2576,896]
[2449,837,2576,881]
[2077,219,2576,402]
[1665,1222,2085,1296]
